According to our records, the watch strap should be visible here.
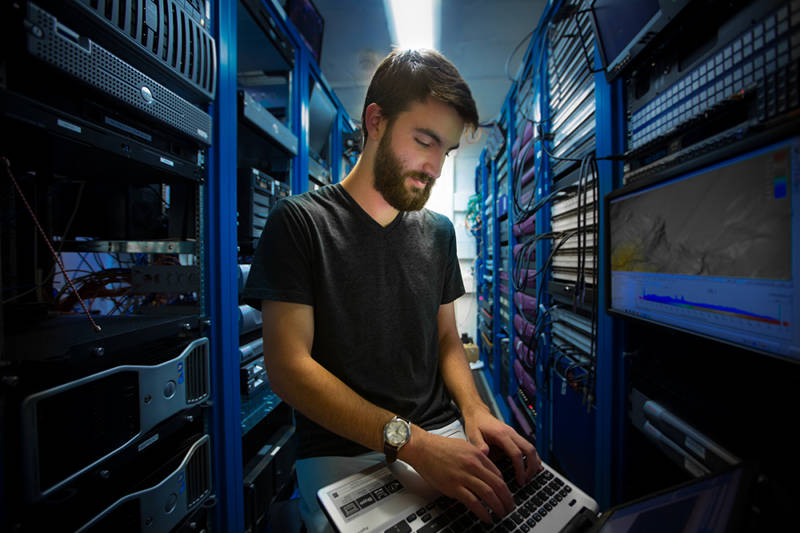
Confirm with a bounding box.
[384,440,400,463]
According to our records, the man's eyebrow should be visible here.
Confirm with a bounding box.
[415,127,460,151]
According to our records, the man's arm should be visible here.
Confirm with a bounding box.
[261,299,512,522]
[436,301,541,485]
[261,299,393,452]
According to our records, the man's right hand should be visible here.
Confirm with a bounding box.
[398,425,514,523]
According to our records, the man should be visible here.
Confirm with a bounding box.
[243,48,540,532]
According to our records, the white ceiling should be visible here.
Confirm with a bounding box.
[312,0,547,141]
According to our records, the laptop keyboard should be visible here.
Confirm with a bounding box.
[383,460,575,532]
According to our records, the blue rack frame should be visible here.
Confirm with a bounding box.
[208,1,357,530]
[208,0,245,530]
[592,46,626,508]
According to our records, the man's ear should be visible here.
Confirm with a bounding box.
[364,102,386,142]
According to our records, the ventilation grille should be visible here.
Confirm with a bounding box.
[75,0,216,100]
[184,338,209,404]
[185,437,211,508]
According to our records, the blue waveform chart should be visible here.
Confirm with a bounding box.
[639,292,788,327]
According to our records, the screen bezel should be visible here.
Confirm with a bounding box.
[589,0,692,82]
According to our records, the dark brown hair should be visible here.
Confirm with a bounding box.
[360,49,479,147]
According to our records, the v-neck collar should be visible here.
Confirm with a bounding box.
[334,183,406,232]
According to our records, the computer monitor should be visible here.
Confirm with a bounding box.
[308,78,337,164]
[594,466,750,533]
[286,0,325,63]
[607,137,799,362]
[589,0,691,81]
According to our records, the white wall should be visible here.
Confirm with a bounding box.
[427,139,483,341]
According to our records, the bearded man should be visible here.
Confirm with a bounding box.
[243,48,540,533]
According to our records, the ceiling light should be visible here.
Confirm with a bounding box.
[384,0,440,50]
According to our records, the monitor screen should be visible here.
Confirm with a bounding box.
[286,0,324,63]
[608,138,799,362]
[590,0,690,81]
[598,467,746,533]
[308,79,337,163]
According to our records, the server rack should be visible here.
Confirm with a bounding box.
[2,0,358,531]
[544,0,599,493]
[476,139,516,424]
[475,0,558,482]
[478,0,800,523]
[232,11,299,527]
[605,1,800,527]
[1,0,215,529]
[476,150,494,372]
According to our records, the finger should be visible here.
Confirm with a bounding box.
[509,432,539,481]
[466,448,514,516]
[454,487,492,523]
[473,455,513,513]
[476,448,504,480]
[468,429,490,455]
[495,433,527,486]
[465,476,508,520]
[528,444,543,475]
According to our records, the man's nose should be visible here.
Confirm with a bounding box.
[422,153,445,180]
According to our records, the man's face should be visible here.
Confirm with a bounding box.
[371,97,465,212]
[373,122,433,211]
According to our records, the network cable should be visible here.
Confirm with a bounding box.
[557,1,603,75]
[465,193,483,237]
[3,156,102,332]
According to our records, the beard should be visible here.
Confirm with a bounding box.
[373,126,434,212]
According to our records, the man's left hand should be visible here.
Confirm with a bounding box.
[462,405,542,486]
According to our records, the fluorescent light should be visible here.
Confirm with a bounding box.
[384,0,440,50]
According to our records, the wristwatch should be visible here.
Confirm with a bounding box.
[383,415,411,463]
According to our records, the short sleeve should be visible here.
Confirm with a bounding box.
[242,198,315,309]
[441,222,465,304]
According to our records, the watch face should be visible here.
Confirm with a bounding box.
[385,419,410,446]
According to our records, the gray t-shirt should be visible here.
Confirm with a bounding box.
[243,183,465,458]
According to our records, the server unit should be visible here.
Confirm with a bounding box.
[41,0,218,103]
[237,167,290,253]
[20,337,209,501]
[20,3,213,145]
[76,434,213,533]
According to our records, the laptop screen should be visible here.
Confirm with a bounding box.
[598,468,745,533]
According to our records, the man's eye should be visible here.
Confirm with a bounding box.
[416,139,430,148]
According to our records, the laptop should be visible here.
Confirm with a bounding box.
[570,465,750,533]
[317,457,750,533]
